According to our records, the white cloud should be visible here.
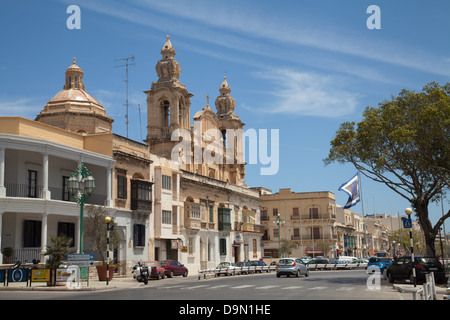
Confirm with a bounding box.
[0,98,42,119]
[255,69,361,117]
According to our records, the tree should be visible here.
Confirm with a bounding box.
[280,239,296,257]
[85,205,120,264]
[45,234,73,270]
[325,82,450,256]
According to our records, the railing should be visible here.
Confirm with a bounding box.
[198,263,368,279]
[198,265,277,279]
[5,184,107,205]
[6,248,42,263]
[5,183,43,198]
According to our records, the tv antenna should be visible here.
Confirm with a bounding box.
[114,55,135,138]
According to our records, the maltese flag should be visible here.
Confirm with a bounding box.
[338,172,360,209]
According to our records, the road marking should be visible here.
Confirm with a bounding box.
[180,285,210,290]
[309,286,327,290]
[232,284,256,289]
[255,285,279,290]
[207,285,230,290]
[282,286,304,290]
[336,286,355,291]
[157,285,185,289]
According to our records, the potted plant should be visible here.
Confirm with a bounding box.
[85,205,119,281]
[2,247,13,264]
[44,234,73,285]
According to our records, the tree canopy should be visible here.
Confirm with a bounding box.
[325,82,449,255]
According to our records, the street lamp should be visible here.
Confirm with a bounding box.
[67,162,95,254]
[405,207,416,287]
[105,216,113,286]
[273,214,284,258]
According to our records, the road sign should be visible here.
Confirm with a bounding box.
[67,254,95,267]
[402,218,412,229]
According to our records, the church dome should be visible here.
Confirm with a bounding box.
[35,57,113,134]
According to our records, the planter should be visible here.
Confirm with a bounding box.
[96,265,115,281]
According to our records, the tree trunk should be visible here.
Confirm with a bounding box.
[413,199,436,256]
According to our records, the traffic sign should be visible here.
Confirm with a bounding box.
[402,218,412,229]
[67,254,95,267]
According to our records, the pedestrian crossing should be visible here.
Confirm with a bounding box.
[154,283,357,292]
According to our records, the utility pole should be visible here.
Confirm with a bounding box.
[114,55,135,138]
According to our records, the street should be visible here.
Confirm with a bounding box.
[0,269,406,300]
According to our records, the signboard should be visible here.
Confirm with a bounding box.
[402,218,412,229]
[31,269,51,282]
[67,254,94,267]
[8,269,27,282]
[0,270,5,283]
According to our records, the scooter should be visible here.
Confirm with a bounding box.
[132,262,149,285]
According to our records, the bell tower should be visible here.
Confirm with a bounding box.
[144,35,193,158]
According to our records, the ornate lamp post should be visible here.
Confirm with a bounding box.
[67,162,95,254]
[273,213,284,258]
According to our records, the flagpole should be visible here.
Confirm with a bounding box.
[358,171,365,217]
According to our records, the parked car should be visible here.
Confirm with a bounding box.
[276,258,309,278]
[141,261,166,280]
[353,258,369,264]
[160,260,188,278]
[366,257,393,274]
[386,256,446,284]
[250,260,269,272]
[236,261,254,274]
[307,257,331,270]
[216,262,241,276]
[329,258,349,270]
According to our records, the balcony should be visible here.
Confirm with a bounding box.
[5,183,107,205]
[185,202,201,230]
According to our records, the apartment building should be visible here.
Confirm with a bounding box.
[260,188,337,258]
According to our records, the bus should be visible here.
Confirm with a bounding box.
[376,251,388,258]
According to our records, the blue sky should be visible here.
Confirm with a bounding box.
[0,0,448,230]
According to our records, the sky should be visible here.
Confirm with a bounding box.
[0,0,448,231]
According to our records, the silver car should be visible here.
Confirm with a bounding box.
[276,258,309,278]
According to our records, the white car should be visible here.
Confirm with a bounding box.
[216,262,241,276]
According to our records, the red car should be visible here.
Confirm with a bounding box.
[160,260,189,278]
[141,261,166,280]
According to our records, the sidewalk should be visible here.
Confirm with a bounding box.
[0,275,140,291]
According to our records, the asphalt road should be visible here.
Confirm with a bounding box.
[0,269,406,301]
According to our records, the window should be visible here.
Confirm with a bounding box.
[219,238,227,255]
[253,239,257,258]
[24,220,41,247]
[312,227,320,239]
[272,208,278,216]
[293,207,299,216]
[309,207,319,219]
[62,176,71,201]
[58,222,75,247]
[273,228,279,238]
[188,237,194,255]
[162,175,171,190]
[162,210,172,224]
[209,204,214,223]
[134,224,145,247]
[28,170,38,198]
[117,174,127,199]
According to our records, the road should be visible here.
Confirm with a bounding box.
[0,269,406,301]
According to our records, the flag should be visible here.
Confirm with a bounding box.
[338,172,360,209]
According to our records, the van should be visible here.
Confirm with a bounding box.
[338,256,357,263]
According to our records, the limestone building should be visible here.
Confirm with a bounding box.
[145,36,263,271]
[260,188,337,258]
